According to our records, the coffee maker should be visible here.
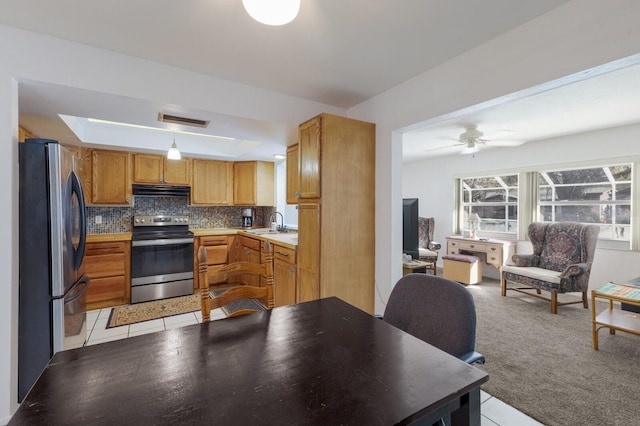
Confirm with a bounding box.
[241,208,254,228]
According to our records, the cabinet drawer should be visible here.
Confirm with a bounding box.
[85,253,126,278]
[240,236,261,251]
[273,246,296,265]
[86,276,126,304]
[205,245,228,265]
[458,241,487,252]
[86,241,127,256]
[201,235,228,246]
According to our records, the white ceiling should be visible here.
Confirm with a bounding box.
[7,0,638,162]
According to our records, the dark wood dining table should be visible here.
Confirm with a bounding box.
[10,297,488,425]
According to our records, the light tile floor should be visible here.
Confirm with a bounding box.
[84,307,543,426]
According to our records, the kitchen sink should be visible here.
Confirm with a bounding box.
[245,229,298,235]
[245,229,283,235]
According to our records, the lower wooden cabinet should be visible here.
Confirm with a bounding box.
[85,241,131,310]
[273,244,296,307]
[240,236,261,287]
[195,235,230,289]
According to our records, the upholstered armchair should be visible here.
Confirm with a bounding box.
[501,222,600,314]
[418,217,441,275]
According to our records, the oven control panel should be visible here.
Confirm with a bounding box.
[133,215,190,226]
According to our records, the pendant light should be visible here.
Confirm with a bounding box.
[242,0,300,26]
[167,136,181,160]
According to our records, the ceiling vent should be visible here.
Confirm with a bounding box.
[158,113,210,128]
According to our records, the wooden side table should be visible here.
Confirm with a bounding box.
[402,260,430,276]
[591,282,640,350]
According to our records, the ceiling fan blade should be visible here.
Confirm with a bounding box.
[488,140,525,147]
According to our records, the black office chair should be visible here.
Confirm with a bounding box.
[383,273,485,365]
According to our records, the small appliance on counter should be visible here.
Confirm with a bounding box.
[241,208,254,228]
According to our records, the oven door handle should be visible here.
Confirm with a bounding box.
[132,238,195,247]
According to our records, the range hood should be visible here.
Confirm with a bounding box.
[132,184,190,197]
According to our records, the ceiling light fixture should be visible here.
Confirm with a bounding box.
[242,0,300,26]
[273,154,286,160]
[167,136,181,160]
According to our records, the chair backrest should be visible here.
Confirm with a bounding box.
[198,243,274,321]
[528,222,600,272]
[383,274,477,359]
[418,217,435,249]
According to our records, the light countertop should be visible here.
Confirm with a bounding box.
[88,229,297,248]
[86,233,132,243]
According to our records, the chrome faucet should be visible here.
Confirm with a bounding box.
[270,211,285,232]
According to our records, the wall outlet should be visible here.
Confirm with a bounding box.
[95,215,102,224]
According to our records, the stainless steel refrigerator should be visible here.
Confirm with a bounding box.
[18,139,90,402]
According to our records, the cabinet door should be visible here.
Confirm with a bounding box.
[192,159,232,205]
[297,203,320,302]
[233,161,256,205]
[240,243,261,287]
[286,144,299,204]
[133,154,163,184]
[298,117,321,199]
[91,150,131,205]
[273,244,296,307]
[164,158,191,185]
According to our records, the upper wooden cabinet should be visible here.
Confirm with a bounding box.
[295,113,376,313]
[233,161,275,206]
[191,159,233,205]
[89,150,132,205]
[18,126,37,142]
[286,144,299,204]
[133,154,191,185]
[298,117,321,199]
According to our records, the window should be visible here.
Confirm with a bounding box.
[460,174,518,237]
[538,165,632,241]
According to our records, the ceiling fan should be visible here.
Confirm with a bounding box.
[453,124,523,156]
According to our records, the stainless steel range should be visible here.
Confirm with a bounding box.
[131,215,194,303]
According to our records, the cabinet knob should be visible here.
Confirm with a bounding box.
[289,268,295,273]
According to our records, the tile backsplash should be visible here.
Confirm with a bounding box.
[86,195,274,234]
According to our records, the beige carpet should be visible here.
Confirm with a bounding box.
[473,279,640,426]
[107,294,200,328]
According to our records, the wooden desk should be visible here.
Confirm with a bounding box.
[446,236,516,269]
[10,297,488,426]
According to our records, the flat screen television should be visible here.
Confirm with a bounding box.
[402,198,419,259]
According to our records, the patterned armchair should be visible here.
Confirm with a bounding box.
[418,217,441,275]
[501,222,600,314]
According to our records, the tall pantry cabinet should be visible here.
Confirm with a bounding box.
[295,113,375,314]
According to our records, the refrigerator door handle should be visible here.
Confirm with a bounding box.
[70,170,87,271]
[66,276,90,304]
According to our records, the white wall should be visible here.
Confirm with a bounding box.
[403,123,640,288]
[3,0,640,421]
[348,0,640,314]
